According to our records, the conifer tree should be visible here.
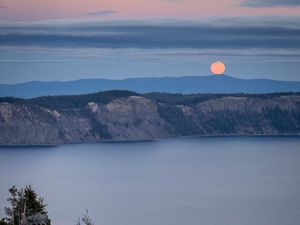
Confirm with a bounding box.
[76,209,93,225]
[2,185,51,225]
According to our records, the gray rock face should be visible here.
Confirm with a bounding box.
[0,93,300,145]
[89,96,170,141]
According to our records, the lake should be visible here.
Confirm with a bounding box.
[1,137,300,225]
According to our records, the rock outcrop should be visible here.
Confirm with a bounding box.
[0,91,299,145]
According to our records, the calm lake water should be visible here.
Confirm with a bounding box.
[1,137,300,225]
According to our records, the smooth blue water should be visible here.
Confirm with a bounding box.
[0,137,300,225]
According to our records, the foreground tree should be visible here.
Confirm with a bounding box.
[76,210,93,225]
[0,219,8,225]
[1,185,51,225]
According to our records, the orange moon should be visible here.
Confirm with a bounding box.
[211,61,225,75]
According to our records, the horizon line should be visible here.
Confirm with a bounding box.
[2,74,300,85]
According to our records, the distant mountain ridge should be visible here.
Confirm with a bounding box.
[1,75,300,98]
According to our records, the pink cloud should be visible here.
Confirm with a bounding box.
[0,0,299,21]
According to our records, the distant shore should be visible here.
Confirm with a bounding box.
[1,134,299,147]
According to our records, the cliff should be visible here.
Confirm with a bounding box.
[1,91,300,145]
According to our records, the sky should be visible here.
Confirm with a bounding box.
[0,0,300,83]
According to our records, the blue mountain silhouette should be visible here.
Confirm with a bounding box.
[1,75,300,98]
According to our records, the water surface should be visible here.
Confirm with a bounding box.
[1,137,300,225]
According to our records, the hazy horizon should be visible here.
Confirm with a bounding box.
[1,73,300,85]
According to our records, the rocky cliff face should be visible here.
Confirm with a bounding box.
[0,92,299,145]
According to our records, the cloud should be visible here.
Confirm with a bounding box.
[0,18,299,51]
[240,0,300,7]
[84,10,117,17]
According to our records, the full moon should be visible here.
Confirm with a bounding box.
[211,61,225,75]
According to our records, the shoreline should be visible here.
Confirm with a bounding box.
[1,134,300,147]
